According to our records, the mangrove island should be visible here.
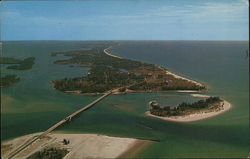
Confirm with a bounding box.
[0,56,35,87]
[51,46,205,94]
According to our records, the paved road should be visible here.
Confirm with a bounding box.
[6,91,112,159]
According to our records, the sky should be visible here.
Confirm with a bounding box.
[1,0,249,41]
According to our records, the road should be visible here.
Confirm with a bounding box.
[6,91,112,159]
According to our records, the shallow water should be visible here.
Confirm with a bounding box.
[1,41,249,158]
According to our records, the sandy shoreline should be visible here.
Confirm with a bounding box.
[2,133,143,159]
[104,46,123,59]
[164,70,203,87]
[103,46,204,88]
[145,100,231,122]
[191,94,211,98]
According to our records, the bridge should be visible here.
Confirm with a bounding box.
[5,91,112,159]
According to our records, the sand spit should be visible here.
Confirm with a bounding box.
[146,100,231,122]
[104,46,123,59]
[177,90,201,93]
[2,133,141,159]
[191,94,211,98]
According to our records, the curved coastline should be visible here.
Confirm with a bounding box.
[145,100,231,122]
[103,46,123,59]
[103,46,204,88]
[103,46,232,122]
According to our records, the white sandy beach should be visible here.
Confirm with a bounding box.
[177,90,201,93]
[2,133,141,159]
[103,46,205,89]
[156,66,204,87]
[145,100,231,122]
[104,46,123,59]
[165,71,203,87]
[191,94,211,98]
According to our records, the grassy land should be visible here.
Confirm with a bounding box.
[0,75,20,88]
[52,46,205,94]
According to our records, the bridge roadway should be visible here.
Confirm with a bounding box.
[6,91,112,159]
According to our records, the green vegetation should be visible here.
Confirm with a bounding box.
[0,56,35,87]
[27,147,69,159]
[52,46,205,94]
[150,97,223,117]
[6,57,35,70]
[0,56,35,70]
[0,75,20,88]
[0,57,21,64]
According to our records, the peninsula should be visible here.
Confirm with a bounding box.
[51,46,205,94]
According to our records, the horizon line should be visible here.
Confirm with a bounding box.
[1,40,249,42]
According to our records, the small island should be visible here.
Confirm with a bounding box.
[0,57,35,70]
[146,96,231,122]
[51,46,205,94]
[0,56,35,87]
[0,75,20,88]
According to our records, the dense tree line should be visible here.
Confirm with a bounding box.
[52,65,145,93]
[27,147,68,159]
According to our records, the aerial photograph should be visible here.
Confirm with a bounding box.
[1,0,249,159]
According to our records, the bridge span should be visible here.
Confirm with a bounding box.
[6,91,112,159]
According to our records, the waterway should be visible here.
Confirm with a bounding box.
[1,41,249,158]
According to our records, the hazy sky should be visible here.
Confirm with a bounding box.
[1,0,249,41]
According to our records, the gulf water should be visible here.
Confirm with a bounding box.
[1,41,249,158]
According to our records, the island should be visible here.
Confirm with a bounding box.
[0,57,35,70]
[0,75,20,88]
[51,46,205,94]
[146,95,231,122]
[0,56,35,87]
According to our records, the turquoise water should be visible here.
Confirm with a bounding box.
[1,41,249,158]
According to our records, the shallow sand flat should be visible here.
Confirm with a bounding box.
[146,100,231,122]
[2,133,140,159]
